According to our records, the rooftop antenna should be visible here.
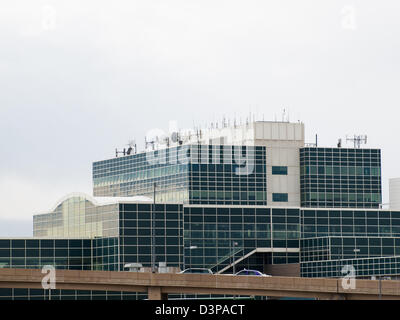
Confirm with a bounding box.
[157,135,170,147]
[115,147,126,157]
[346,134,368,148]
[304,133,318,148]
[145,136,156,151]
[126,139,137,155]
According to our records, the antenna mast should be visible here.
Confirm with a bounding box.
[346,135,368,148]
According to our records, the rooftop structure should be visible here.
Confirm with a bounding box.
[390,178,400,210]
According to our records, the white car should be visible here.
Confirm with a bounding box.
[235,269,271,277]
[179,268,213,274]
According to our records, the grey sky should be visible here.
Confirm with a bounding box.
[1,1,400,235]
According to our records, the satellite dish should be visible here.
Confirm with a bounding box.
[171,132,179,143]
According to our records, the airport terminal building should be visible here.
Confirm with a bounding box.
[1,120,399,300]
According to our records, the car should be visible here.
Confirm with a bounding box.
[179,268,213,274]
[235,269,271,277]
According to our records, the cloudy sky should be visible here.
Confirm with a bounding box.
[1,0,399,236]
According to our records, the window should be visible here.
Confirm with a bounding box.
[272,193,288,202]
[272,166,288,175]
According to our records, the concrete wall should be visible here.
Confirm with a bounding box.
[253,122,304,207]
[264,263,300,277]
[390,178,400,210]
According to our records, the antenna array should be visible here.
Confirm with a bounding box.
[346,135,368,148]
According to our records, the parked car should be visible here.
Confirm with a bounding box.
[179,268,213,274]
[235,269,271,277]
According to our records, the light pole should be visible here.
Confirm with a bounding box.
[189,245,197,270]
[232,241,238,274]
[183,245,198,271]
[353,248,360,259]
[151,182,156,273]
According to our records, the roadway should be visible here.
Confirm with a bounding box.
[0,268,399,300]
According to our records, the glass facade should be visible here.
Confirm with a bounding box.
[301,209,400,238]
[300,236,400,263]
[93,237,120,271]
[300,236,400,278]
[34,202,185,272]
[299,208,400,278]
[300,147,382,208]
[6,199,400,299]
[0,238,92,270]
[184,206,300,273]
[93,147,190,202]
[30,194,400,280]
[33,195,119,238]
[0,289,139,300]
[301,256,400,278]
[118,203,184,271]
[93,145,267,206]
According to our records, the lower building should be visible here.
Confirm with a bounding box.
[2,193,400,299]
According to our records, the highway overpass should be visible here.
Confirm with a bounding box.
[0,268,399,300]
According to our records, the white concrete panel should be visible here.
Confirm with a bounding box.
[287,175,300,193]
[294,124,303,141]
[390,178,400,210]
[262,123,271,139]
[265,147,273,165]
[287,124,295,140]
[271,149,281,165]
[255,123,264,139]
[279,123,288,140]
[286,148,299,166]
[289,166,300,176]
[271,123,279,140]
[270,176,281,191]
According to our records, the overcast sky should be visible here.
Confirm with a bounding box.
[1,0,400,236]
